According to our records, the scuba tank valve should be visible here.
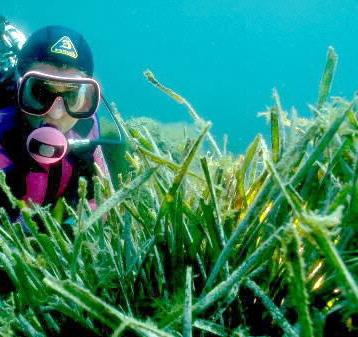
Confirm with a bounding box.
[0,16,26,81]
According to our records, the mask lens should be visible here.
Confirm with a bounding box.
[63,82,99,118]
[20,77,55,115]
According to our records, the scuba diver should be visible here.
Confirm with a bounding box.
[0,19,120,218]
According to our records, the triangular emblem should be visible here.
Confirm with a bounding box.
[50,36,78,59]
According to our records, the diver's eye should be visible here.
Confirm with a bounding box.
[31,82,47,101]
[65,89,79,104]
[65,85,87,112]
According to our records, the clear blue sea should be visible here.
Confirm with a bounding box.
[3,1,358,153]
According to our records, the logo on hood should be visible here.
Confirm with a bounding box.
[50,36,78,59]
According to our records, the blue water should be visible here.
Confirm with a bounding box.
[3,1,358,153]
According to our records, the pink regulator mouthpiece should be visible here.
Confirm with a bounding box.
[26,127,68,165]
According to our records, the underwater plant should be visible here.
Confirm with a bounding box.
[0,46,356,337]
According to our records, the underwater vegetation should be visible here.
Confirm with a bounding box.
[0,46,357,337]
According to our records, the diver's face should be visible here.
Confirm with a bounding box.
[24,63,88,133]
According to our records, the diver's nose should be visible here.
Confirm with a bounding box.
[46,97,67,120]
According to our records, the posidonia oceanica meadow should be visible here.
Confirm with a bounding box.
[0,47,356,337]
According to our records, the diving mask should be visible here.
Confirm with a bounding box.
[18,71,100,118]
